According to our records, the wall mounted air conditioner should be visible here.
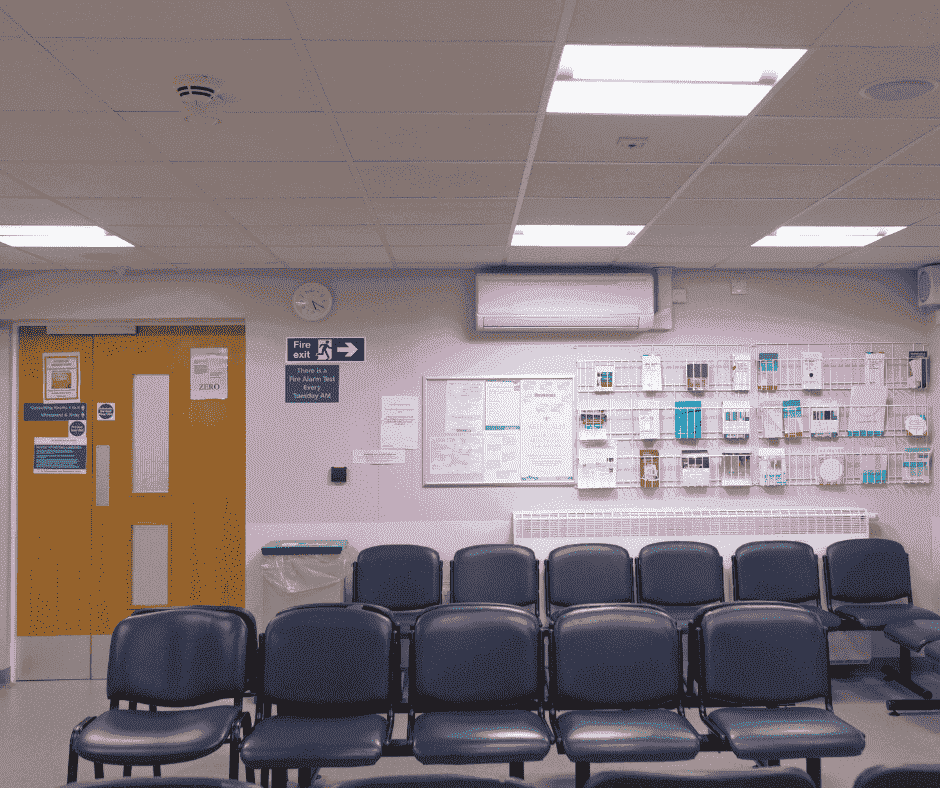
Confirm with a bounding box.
[917,265,940,306]
[476,272,656,332]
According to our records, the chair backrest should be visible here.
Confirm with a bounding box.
[733,541,822,605]
[108,608,248,706]
[545,543,633,617]
[336,778,531,788]
[353,544,443,611]
[582,767,817,788]
[693,602,831,707]
[637,541,724,608]
[852,764,940,788]
[410,603,541,710]
[551,604,683,710]
[261,603,397,716]
[57,779,259,788]
[451,544,539,615]
[825,538,914,604]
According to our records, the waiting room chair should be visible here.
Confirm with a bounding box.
[451,544,539,617]
[636,542,724,633]
[691,602,865,788]
[549,604,701,788]
[823,538,940,701]
[883,620,940,713]
[239,603,399,788]
[732,542,841,630]
[61,780,255,788]
[67,608,254,784]
[334,778,531,788]
[353,544,443,631]
[407,603,553,780]
[583,768,818,788]
[851,764,940,788]
[544,544,634,622]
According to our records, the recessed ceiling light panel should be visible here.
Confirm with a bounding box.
[512,225,644,247]
[0,225,133,247]
[753,226,905,247]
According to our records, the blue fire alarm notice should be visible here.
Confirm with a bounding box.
[286,364,339,403]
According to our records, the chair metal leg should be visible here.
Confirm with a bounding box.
[272,767,288,788]
[94,761,104,779]
[66,749,80,784]
[245,766,255,784]
[881,645,933,700]
[123,765,132,777]
[807,758,821,788]
[153,764,161,777]
[260,768,269,788]
[575,762,591,788]
[767,760,780,767]
[299,767,313,788]
[509,762,524,780]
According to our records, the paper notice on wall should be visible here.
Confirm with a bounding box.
[190,347,228,400]
[444,380,484,433]
[34,435,87,473]
[484,380,521,428]
[42,352,80,403]
[519,379,573,480]
[429,435,484,474]
[381,395,420,449]
[483,431,521,483]
[353,449,406,464]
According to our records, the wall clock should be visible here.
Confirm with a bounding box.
[292,282,333,322]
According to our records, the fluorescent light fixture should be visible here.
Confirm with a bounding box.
[547,45,805,116]
[512,225,644,247]
[753,226,906,247]
[0,225,133,247]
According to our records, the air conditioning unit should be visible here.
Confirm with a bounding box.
[918,265,940,307]
[476,272,655,332]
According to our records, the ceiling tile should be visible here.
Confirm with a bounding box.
[40,39,320,112]
[526,164,697,198]
[292,0,563,41]
[108,226,254,246]
[358,163,524,198]
[308,42,552,112]
[0,112,161,161]
[0,37,107,112]
[20,247,170,266]
[633,226,768,246]
[395,260,480,269]
[535,116,740,163]
[147,247,278,265]
[715,118,937,165]
[819,246,940,266]
[392,246,506,264]
[371,199,515,225]
[247,226,383,246]
[336,114,534,162]
[718,259,826,269]
[221,198,372,225]
[178,162,362,198]
[2,0,294,37]
[61,199,234,225]
[655,199,814,226]
[622,247,733,265]
[722,247,849,263]
[0,244,48,265]
[507,247,624,263]
[889,129,940,165]
[270,246,390,265]
[567,0,849,45]
[519,198,668,224]
[681,165,866,199]
[385,225,509,246]
[796,199,940,226]
[816,1,940,46]
[1,163,201,198]
[0,171,39,197]
[760,47,940,119]
[835,165,940,199]
[0,198,90,224]
[118,112,346,162]
[872,226,940,246]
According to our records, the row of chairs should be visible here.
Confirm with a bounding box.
[58,764,940,788]
[71,600,869,788]
[355,539,940,704]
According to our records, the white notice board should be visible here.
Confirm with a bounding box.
[423,375,575,486]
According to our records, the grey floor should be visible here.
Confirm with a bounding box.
[4,660,940,788]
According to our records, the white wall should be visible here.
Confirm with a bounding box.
[0,266,934,671]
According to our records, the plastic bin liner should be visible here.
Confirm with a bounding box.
[261,546,358,595]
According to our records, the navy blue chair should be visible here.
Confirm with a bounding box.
[545,544,634,622]
[67,609,253,784]
[451,544,539,617]
[549,604,701,788]
[336,778,531,788]
[732,542,841,630]
[691,602,865,788]
[852,764,940,788]
[583,768,818,788]
[353,544,443,631]
[824,538,940,702]
[883,619,940,713]
[239,603,399,788]
[637,542,724,633]
[407,603,553,780]
[61,781,255,788]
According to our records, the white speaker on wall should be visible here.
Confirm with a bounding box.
[917,265,940,306]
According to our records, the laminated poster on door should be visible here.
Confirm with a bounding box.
[190,347,229,400]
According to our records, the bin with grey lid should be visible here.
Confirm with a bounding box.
[260,540,357,631]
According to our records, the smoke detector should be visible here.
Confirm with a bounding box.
[860,79,936,101]
[173,74,226,125]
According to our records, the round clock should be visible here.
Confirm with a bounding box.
[292,282,333,322]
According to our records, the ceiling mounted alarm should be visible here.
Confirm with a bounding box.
[292,282,334,322]
[173,74,226,125]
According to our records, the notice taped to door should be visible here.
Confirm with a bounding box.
[191,347,228,400]
[42,352,80,404]
[34,435,87,473]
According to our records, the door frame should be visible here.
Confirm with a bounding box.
[7,318,245,682]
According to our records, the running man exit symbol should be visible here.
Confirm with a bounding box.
[286,338,366,363]
[317,339,333,360]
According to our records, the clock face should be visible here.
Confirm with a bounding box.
[292,282,333,322]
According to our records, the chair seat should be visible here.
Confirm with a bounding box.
[412,709,552,765]
[556,709,701,763]
[923,639,940,665]
[239,714,386,768]
[883,618,940,651]
[73,706,240,765]
[831,604,940,631]
[707,706,865,761]
[808,608,843,631]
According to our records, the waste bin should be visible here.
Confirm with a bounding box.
[260,540,357,632]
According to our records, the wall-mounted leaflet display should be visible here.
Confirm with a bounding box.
[687,362,708,391]
[579,408,608,441]
[758,352,779,392]
[732,353,751,392]
[902,448,931,483]
[634,401,661,440]
[675,401,702,439]
[847,385,887,436]
[817,446,845,485]
[783,399,804,438]
[578,445,617,489]
[802,352,822,390]
[909,351,929,389]
[681,449,710,487]
[861,449,887,484]
[758,448,786,486]
[594,364,615,392]
[642,354,662,391]
[640,448,660,488]
[424,375,573,485]
[722,400,750,440]
[810,402,839,438]
[761,400,784,439]
[721,451,751,486]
